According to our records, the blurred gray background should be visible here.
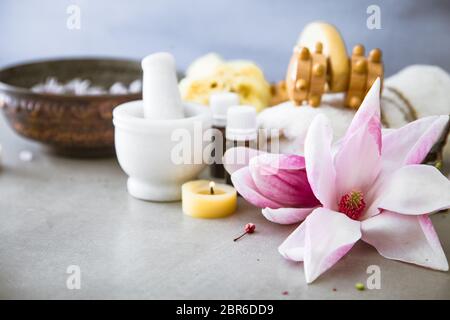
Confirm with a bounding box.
[0,0,449,81]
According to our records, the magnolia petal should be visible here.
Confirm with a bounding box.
[345,78,382,152]
[262,207,316,225]
[304,114,337,210]
[223,147,262,175]
[361,171,389,220]
[278,221,307,261]
[231,167,282,209]
[378,165,450,215]
[252,152,307,170]
[334,122,382,198]
[362,211,448,271]
[364,116,449,219]
[249,154,319,208]
[303,208,361,283]
[382,115,449,171]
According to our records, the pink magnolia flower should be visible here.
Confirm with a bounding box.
[223,148,320,224]
[225,79,450,283]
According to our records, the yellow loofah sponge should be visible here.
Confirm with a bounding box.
[179,54,271,112]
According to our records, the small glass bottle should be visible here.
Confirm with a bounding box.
[225,105,258,186]
[209,92,240,179]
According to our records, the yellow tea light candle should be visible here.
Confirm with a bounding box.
[182,180,237,218]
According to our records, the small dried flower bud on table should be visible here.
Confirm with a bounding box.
[234,223,256,241]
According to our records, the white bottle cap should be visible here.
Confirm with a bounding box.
[226,105,257,141]
[209,92,240,127]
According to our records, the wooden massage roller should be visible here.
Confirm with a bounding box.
[285,22,384,109]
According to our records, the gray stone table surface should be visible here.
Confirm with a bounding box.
[0,113,449,300]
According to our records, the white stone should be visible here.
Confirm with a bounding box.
[19,150,33,162]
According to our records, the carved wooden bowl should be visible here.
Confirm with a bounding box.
[0,58,141,157]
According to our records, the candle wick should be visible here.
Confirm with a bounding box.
[209,181,215,195]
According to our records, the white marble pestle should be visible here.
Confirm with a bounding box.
[141,52,184,120]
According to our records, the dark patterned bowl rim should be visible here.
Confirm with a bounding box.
[0,56,142,100]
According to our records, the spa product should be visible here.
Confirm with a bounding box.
[113,53,211,201]
[209,92,240,179]
[381,65,450,127]
[286,43,327,107]
[182,180,237,218]
[286,21,383,108]
[179,53,271,112]
[269,81,289,106]
[345,45,383,109]
[225,105,257,185]
[142,52,184,120]
[258,65,450,159]
[0,58,142,157]
[298,22,349,92]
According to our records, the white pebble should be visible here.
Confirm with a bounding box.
[31,84,46,93]
[19,150,33,162]
[31,78,142,95]
[45,77,65,94]
[109,82,128,94]
[128,79,142,93]
[86,86,107,95]
[64,78,82,91]
[74,80,92,95]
